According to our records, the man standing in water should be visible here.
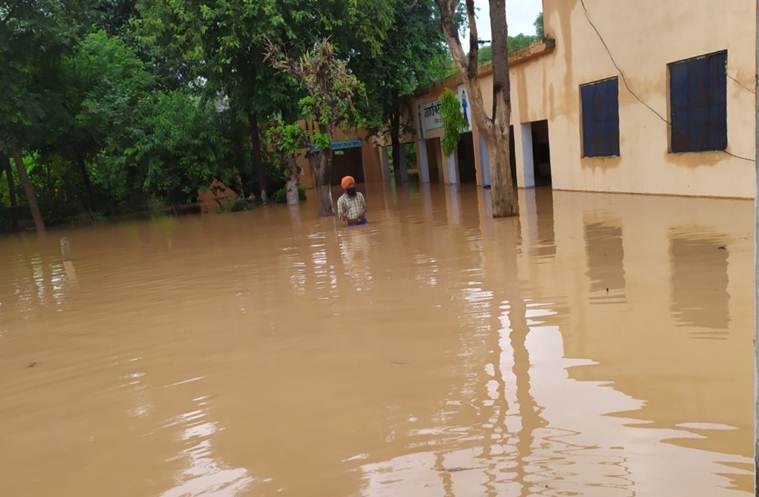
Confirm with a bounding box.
[337,176,367,226]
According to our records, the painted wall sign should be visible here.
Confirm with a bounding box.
[457,84,471,132]
[418,99,443,139]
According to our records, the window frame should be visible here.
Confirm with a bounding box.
[579,76,621,158]
[667,49,728,154]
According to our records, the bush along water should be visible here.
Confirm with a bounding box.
[274,185,307,204]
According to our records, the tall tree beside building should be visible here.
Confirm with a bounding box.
[355,0,449,183]
[436,0,518,217]
[267,40,365,216]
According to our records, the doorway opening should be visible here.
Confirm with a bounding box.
[457,132,476,183]
[531,120,552,186]
[509,125,517,186]
[331,147,364,185]
[425,137,441,183]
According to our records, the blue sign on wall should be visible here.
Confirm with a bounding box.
[331,139,362,150]
[309,139,362,152]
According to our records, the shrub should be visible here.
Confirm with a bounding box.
[274,185,306,204]
[230,198,252,212]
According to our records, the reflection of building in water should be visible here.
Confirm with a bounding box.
[0,186,754,497]
[583,213,625,304]
[358,190,753,496]
[669,230,730,334]
[519,188,556,259]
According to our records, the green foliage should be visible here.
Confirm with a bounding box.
[0,0,472,227]
[440,89,466,157]
[535,12,544,39]
[63,31,153,150]
[269,40,366,134]
[356,0,448,134]
[230,198,253,212]
[134,91,229,205]
[266,117,307,156]
[0,0,74,150]
[404,143,417,167]
[477,12,545,65]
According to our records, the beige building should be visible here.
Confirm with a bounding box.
[410,0,756,198]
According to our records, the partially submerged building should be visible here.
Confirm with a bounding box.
[408,0,756,198]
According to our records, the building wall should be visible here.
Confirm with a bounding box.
[412,0,757,198]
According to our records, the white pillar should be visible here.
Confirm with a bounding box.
[441,137,459,185]
[478,134,491,186]
[518,123,535,188]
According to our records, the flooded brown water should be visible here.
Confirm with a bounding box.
[0,185,753,497]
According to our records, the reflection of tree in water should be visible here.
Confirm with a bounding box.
[473,221,637,497]
[1,253,76,316]
[474,219,548,496]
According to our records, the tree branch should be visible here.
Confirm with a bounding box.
[435,0,469,77]
[465,0,478,80]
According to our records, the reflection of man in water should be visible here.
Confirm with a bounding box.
[337,176,367,226]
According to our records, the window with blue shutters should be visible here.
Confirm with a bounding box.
[581,77,620,158]
[668,51,727,153]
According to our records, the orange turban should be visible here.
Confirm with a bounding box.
[340,176,355,190]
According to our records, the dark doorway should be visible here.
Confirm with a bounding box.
[425,138,441,183]
[331,147,364,185]
[457,132,476,183]
[509,125,517,186]
[531,120,551,186]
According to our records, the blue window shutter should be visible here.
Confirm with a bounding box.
[581,78,619,157]
[669,51,727,152]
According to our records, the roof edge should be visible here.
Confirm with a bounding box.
[414,37,556,98]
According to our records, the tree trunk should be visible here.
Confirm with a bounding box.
[249,110,267,203]
[4,156,18,230]
[11,148,45,233]
[488,136,518,216]
[285,178,299,206]
[310,123,334,216]
[77,154,95,216]
[488,0,518,217]
[313,150,334,216]
[285,156,299,206]
[435,0,518,217]
[390,110,403,183]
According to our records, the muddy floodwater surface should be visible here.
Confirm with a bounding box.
[0,185,753,497]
